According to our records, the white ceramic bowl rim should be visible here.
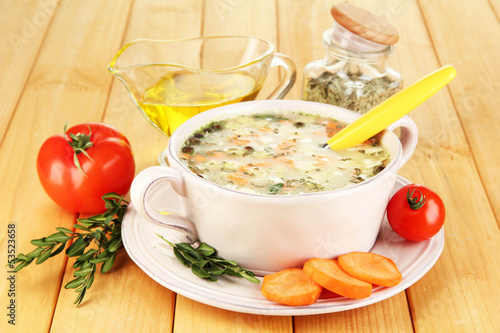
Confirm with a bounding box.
[167,100,403,199]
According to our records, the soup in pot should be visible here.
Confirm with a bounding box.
[179,112,390,195]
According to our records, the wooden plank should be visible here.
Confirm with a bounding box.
[419,0,500,224]
[174,296,293,333]
[0,1,134,332]
[363,0,500,332]
[294,294,413,333]
[50,1,205,332]
[0,0,57,144]
[489,0,500,24]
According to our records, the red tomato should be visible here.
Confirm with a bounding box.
[386,184,445,241]
[37,123,135,213]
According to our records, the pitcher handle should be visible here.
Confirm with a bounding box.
[265,53,297,100]
[130,166,198,243]
[386,115,419,168]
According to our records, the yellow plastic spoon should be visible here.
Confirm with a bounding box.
[326,65,457,150]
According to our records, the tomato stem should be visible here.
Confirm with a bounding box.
[406,187,427,210]
[64,124,93,176]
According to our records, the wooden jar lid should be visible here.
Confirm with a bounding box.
[331,3,399,45]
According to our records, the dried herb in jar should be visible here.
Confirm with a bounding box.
[303,71,401,114]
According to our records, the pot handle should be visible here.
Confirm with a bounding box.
[130,166,198,243]
[386,115,418,168]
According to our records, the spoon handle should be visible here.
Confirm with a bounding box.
[327,65,457,150]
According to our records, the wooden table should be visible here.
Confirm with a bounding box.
[1,0,499,332]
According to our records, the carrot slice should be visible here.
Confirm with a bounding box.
[275,155,294,165]
[229,137,251,145]
[276,139,296,150]
[303,258,372,299]
[227,173,248,186]
[261,268,323,306]
[338,252,402,287]
[206,150,225,158]
[325,121,341,137]
[193,154,207,163]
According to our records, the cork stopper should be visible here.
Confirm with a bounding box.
[331,3,399,46]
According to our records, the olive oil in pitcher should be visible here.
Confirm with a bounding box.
[140,71,261,135]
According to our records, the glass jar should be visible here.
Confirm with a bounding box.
[302,6,402,114]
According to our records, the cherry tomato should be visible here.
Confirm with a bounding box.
[386,184,445,241]
[37,123,135,213]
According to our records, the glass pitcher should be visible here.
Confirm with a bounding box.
[108,36,296,139]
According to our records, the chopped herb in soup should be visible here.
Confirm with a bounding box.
[179,112,390,195]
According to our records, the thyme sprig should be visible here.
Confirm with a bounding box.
[157,234,260,284]
[12,193,127,306]
[12,193,260,307]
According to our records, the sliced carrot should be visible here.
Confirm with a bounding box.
[338,252,402,287]
[229,137,250,145]
[260,126,274,132]
[261,268,323,306]
[276,139,296,150]
[313,155,331,166]
[227,173,248,186]
[281,183,297,193]
[238,165,249,172]
[180,153,191,160]
[207,151,225,158]
[326,121,342,137]
[276,155,294,165]
[312,130,327,136]
[319,288,342,300]
[281,143,296,150]
[193,154,207,163]
[303,258,372,299]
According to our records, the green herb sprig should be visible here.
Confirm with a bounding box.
[12,193,259,307]
[268,182,284,195]
[11,193,127,306]
[157,234,260,284]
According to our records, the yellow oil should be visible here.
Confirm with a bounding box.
[139,71,261,135]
